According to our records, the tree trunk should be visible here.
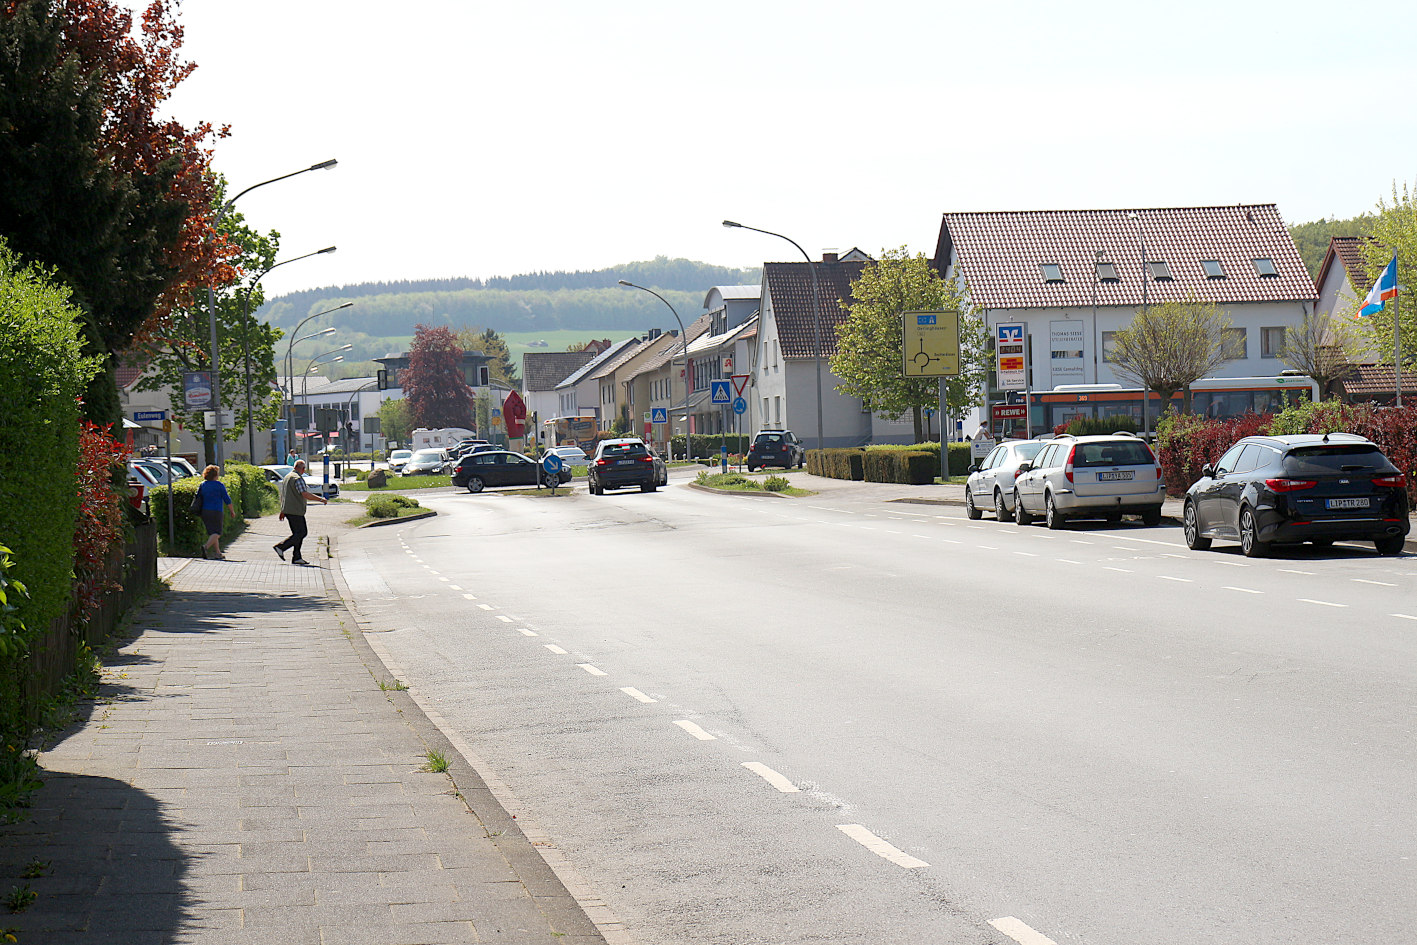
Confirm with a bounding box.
[912,405,924,443]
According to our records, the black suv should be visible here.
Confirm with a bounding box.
[1183,433,1410,556]
[746,430,805,471]
[589,438,659,494]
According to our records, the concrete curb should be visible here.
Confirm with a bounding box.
[357,508,438,527]
[685,482,791,499]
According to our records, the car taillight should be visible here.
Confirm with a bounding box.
[1372,473,1407,488]
[640,455,654,463]
[1063,445,1076,483]
[595,458,610,466]
[1265,478,1316,493]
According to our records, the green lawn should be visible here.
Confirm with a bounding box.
[341,475,452,491]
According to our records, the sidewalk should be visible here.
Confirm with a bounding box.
[0,507,606,945]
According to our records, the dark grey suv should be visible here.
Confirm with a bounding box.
[589,438,659,494]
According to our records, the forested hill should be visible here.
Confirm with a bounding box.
[258,256,761,335]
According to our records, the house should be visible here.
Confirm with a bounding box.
[522,349,598,445]
[284,375,388,455]
[619,316,712,457]
[933,205,1319,434]
[552,337,641,428]
[684,312,758,439]
[598,330,682,437]
[1313,235,1372,324]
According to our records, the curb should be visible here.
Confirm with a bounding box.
[357,508,438,528]
[686,482,791,498]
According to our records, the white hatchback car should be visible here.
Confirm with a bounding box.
[1012,433,1166,528]
[964,439,1047,520]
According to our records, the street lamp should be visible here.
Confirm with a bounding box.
[1126,211,1150,434]
[618,280,691,460]
[282,302,354,453]
[205,158,337,469]
[722,220,825,450]
[240,245,337,463]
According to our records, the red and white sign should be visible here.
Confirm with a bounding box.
[992,403,1027,421]
[731,374,750,396]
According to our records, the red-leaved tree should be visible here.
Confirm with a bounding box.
[72,421,128,621]
[403,325,475,430]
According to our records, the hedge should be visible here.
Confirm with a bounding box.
[150,465,277,556]
[673,434,750,460]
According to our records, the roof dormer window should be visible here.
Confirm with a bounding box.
[1040,263,1064,283]
[1201,259,1226,279]
[1095,261,1119,282]
[1253,257,1278,277]
[1147,260,1174,281]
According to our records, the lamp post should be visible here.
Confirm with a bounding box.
[240,246,337,463]
[296,350,347,457]
[722,219,825,451]
[205,158,337,470]
[618,280,691,460]
[282,302,354,454]
[1092,249,1105,386]
[1126,211,1150,434]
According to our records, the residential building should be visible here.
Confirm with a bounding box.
[522,350,597,446]
[1313,235,1372,324]
[623,316,713,457]
[552,338,641,426]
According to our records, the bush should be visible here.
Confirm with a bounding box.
[763,475,790,492]
[366,494,421,519]
[862,450,936,484]
[673,434,750,461]
[1063,415,1139,436]
[806,449,865,480]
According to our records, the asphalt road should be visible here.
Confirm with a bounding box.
[335,475,1417,945]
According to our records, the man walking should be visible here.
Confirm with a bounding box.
[274,460,328,565]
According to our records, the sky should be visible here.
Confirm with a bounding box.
[150,0,1417,301]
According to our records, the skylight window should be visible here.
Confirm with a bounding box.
[1040,263,1064,283]
[1147,260,1173,281]
[1253,257,1278,277]
[1096,262,1119,282]
[1201,260,1226,279]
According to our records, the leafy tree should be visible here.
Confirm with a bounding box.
[1110,295,1240,424]
[831,248,988,441]
[456,326,518,385]
[1276,310,1360,398]
[1288,214,1375,280]
[1356,182,1417,375]
[403,325,474,429]
[0,0,226,426]
[131,201,282,466]
[376,397,413,446]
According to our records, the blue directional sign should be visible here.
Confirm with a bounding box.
[710,380,732,405]
[133,410,167,422]
[732,397,747,415]
[651,407,669,424]
[541,453,564,474]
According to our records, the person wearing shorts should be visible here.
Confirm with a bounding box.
[196,465,235,559]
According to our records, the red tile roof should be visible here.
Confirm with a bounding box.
[1340,363,1417,398]
[764,259,866,359]
[934,205,1317,311]
[114,351,148,390]
[1315,235,1376,297]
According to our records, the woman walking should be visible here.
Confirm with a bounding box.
[196,465,235,559]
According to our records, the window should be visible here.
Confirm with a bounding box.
[1214,444,1245,475]
[1101,330,1119,362]
[1261,327,1285,358]
[1147,260,1173,281]
[1096,261,1119,282]
[1253,257,1278,277]
[1040,263,1064,283]
[773,396,781,425]
[1201,260,1226,279]
[1223,327,1248,359]
[478,366,490,386]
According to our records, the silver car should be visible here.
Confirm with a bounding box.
[401,448,449,476]
[964,439,1047,520]
[1012,433,1166,528]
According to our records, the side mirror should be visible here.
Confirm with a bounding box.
[967,463,979,473]
[1016,462,1032,474]
[1201,464,1217,478]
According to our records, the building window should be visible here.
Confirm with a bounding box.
[1201,259,1226,279]
[1224,327,1248,359]
[1096,261,1119,282]
[1261,326,1285,358]
[773,396,781,426]
[478,366,489,386]
[1101,330,1119,362]
[1040,263,1064,283]
[1147,260,1173,281]
[1253,258,1278,277]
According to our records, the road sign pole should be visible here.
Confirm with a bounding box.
[165,420,174,549]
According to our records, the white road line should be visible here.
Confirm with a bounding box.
[544,644,568,655]
[990,916,1059,945]
[462,594,477,601]
[1223,586,1262,594]
[496,615,513,623]
[1058,559,1082,564]
[1103,566,1133,573]
[1157,575,1192,582]
[1279,569,1315,575]
[742,762,800,793]
[1162,553,1188,559]
[449,585,461,591]
[1070,539,1094,545]
[1111,534,1180,548]
[1215,559,1250,567]
[1298,598,1346,608]
[1014,551,1037,557]
[674,720,716,740]
[477,603,493,611]
[517,628,538,636]
[578,663,607,676]
[1393,614,1417,621]
[939,538,962,544]
[1354,579,1397,587]
[885,530,902,535]
[835,824,928,869]
[621,687,657,704]
[977,545,998,550]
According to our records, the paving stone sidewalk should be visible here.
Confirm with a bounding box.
[0,509,605,945]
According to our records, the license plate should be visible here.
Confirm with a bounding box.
[616,459,634,466]
[1326,497,1369,509]
[1096,471,1134,481]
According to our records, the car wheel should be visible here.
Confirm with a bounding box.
[591,480,602,495]
[965,489,982,520]
[1045,493,1066,530]
[747,464,756,472]
[641,482,656,492]
[1240,506,1268,558]
[465,477,484,494]
[1183,499,1211,550]
[1140,506,1163,527]
[994,490,1008,521]
[1309,538,1334,549]
[1105,512,1122,524]
[1375,535,1405,556]
[1013,491,1034,526]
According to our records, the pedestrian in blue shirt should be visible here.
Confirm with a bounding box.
[196,465,235,559]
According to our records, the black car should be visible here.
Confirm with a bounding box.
[588,438,658,494]
[1183,433,1410,557]
[451,450,569,493]
[746,430,805,471]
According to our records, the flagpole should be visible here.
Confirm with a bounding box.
[1394,252,1402,408]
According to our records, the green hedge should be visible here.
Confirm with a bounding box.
[151,466,276,556]
[366,494,421,518]
[672,434,750,460]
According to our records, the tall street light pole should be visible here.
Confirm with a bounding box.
[206,158,337,470]
[240,246,337,463]
[282,302,354,456]
[618,280,691,460]
[1126,211,1150,435]
[722,220,825,451]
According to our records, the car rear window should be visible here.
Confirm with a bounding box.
[1282,445,1396,476]
[755,433,785,444]
[1072,441,1154,467]
[600,443,648,458]
[1015,442,1044,460]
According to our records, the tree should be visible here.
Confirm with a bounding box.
[1288,214,1375,280]
[456,326,519,385]
[402,325,474,429]
[376,397,413,446]
[1357,182,1417,375]
[831,248,988,441]
[1109,296,1240,424]
[131,200,282,466]
[1276,310,1360,398]
[0,1,227,426]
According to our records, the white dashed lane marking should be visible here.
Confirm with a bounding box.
[743,762,800,793]
[1354,579,1396,587]
[1279,569,1315,575]
[990,916,1059,945]
[1393,614,1417,621]
[836,824,928,869]
[477,603,493,611]
[1157,575,1192,583]
[577,663,607,676]
[462,594,477,601]
[1298,598,1346,608]
[1104,567,1133,573]
[674,720,715,740]
[621,687,657,704]
[496,615,512,623]
[517,628,538,637]
[1224,586,1262,594]
[544,644,568,655]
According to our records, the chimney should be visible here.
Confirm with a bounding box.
[648,327,661,340]
[822,251,839,264]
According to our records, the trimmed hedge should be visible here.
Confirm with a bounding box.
[366,494,421,518]
[673,434,750,460]
[150,465,277,556]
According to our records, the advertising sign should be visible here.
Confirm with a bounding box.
[183,371,212,410]
[1049,320,1086,386]
[901,311,960,377]
[995,323,1026,391]
[991,403,1027,422]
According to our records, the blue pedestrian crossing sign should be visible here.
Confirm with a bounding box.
[651,407,669,424]
[710,380,732,405]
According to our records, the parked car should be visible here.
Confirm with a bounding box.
[964,439,1047,520]
[588,438,659,494]
[126,462,161,513]
[451,450,570,493]
[388,449,413,473]
[547,445,588,465]
[1183,433,1410,557]
[401,449,449,476]
[259,464,340,500]
[1012,433,1165,528]
[449,439,493,460]
[746,430,805,471]
[131,458,190,485]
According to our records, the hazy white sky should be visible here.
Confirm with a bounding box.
[155,0,1415,300]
